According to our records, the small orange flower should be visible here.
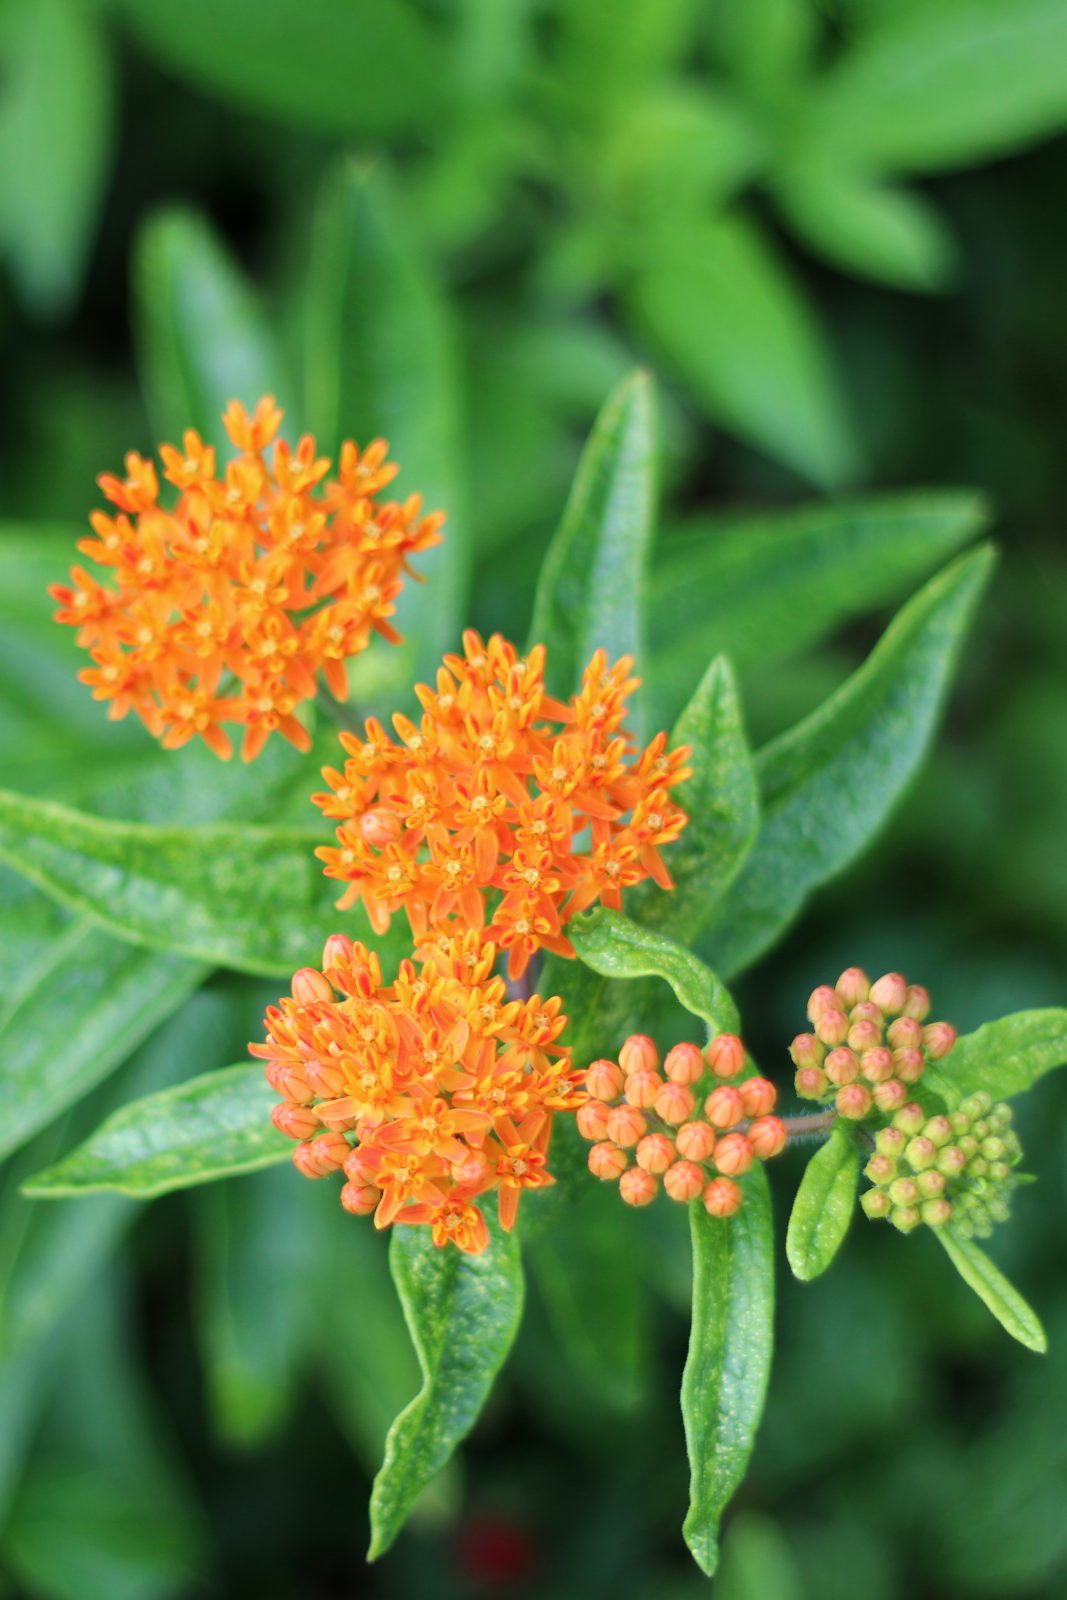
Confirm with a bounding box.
[253,932,582,1250]
[52,399,444,760]
[313,632,691,976]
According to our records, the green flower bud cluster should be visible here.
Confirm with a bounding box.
[859,1093,1021,1236]
[789,967,957,1123]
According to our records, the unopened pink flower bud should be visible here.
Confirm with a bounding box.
[713,1131,753,1176]
[890,1204,921,1233]
[888,1175,920,1207]
[576,1100,611,1141]
[676,1120,716,1162]
[705,1085,744,1129]
[815,1008,850,1047]
[807,985,840,1023]
[875,1125,906,1157]
[902,985,931,1021]
[340,1181,380,1215]
[850,1001,884,1027]
[893,1048,926,1084]
[824,1046,860,1086]
[921,1198,953,1228]
[585,1059,624,1101]
[703,1176,743,1217]
[872,1078,907,1113]
[360,807,401,847]
[305,1057,347,1097]
[836,1083,872,1120]
[655,1082,695,1126]
[848,1018,882,1054]
[904,1136,937,1170]
[293,1131,349,1178]
[861,1188,891,1219]
[321,932,353,970]
[588,1142,628,1180]
[924,1115,953,1148]
[664,1160,705,1202]
[606,1105,647,1148]
[739,1076,777,1117]
[917,1169,945,1198]
[291,966,333,1004]
[620,1034,660,1075]
[748,1116,787,1159]
[893,1103,926,1137]
[624,1068,663,1109]
[836,968,870,1007]
[794,1066,829,1100]
[858,1046,894,1084]
[866,1152,896,1184]
[271,1102,321,1140]
[789,1033,825,1069]
[636,1132,675,1174]
[870,972,908,1015]
[887,1016,922,1050]
[922,1022,957,1060]
[619,1167,658,1206]
[664,1042,704,1084]
[706,1033,745,1079]
[937,1145,968,1178]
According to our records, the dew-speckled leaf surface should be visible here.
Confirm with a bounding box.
[928,1009,1067,1104]
[23,1066,289,1199]
[682,1164,775,1576]
[632,654,758,940]
[702,547,995,978]
[569,906,739,1037]
[935,1227,1047,1353]
[0,789,404,977]
[528,369,656,708]
[368,1213,524,1560]
[785,1121,861,1282]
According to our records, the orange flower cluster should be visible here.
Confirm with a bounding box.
[579,1032,787,1216]
[252,930,582,1250]
[790,967,957,1121]
[313,631,691,977]
[51,397,444,761]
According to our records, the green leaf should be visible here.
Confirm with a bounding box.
[714,1510,806,1600]
[929,1009,1067,1103]
[304,160,467,679]
[682,1165,775,1576]
[935,1226,1047,1353]
[631,655,758,941]
[368,1213,524,1560]
[702,546,996,977]
[0,788,403,977]
[785,1122,861,1282]
[648,490,989,725]
[707,0,816,95]
[569,906,739,1036]
[805,0,1067,175]
[775,165,957,292]
[629,212,860,488]
[22,1066,289,1199]
[528,370,657,703]
[0,0,113,316]
[135,208,288,450]
[115,0,445,139]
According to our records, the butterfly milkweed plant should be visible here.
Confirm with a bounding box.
[3,353,1064,1580]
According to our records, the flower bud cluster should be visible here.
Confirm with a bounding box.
[790,967,956,1122]
[859,1093,1021,1236]
[579,1032,786,1218]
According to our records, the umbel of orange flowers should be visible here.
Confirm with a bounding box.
[313,630,692,978]
[252,931,581,1251]
[51,397,444,761]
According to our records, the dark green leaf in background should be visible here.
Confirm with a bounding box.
[775,165,958,293]
[785,1121,861,1282]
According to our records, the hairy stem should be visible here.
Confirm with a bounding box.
[780,1109,839,1142]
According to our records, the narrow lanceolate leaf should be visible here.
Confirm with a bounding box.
[936,1227,1047,1354]
[682,1165,775,1576]
[702,546,996,978]
[648,491,989,724]
[632,655,758,941]
[22,1067,288,1199]
[528,370,657,704]
[304,160,466,677]
[569,907,739,1037]
[135,208,288,450]
[785,1122,861,1282]
[928,1009,1067,1104]
[0,789,404,977]
[368,1216,524,1560]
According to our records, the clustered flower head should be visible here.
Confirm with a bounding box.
[313,630,691,977]
[252,930,582,1252]
[51,397,444,761]
[860,1093,1022,1236]
[578,1031,787,1217]
[790,967,957,1121]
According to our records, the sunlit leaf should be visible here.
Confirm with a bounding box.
[928,1009,1067,1103]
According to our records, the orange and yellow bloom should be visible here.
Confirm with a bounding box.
[51,397,444,760]
[252,931,582,1250]
[313,630,692,976]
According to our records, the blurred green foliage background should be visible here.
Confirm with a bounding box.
[1,0,1066,1596]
